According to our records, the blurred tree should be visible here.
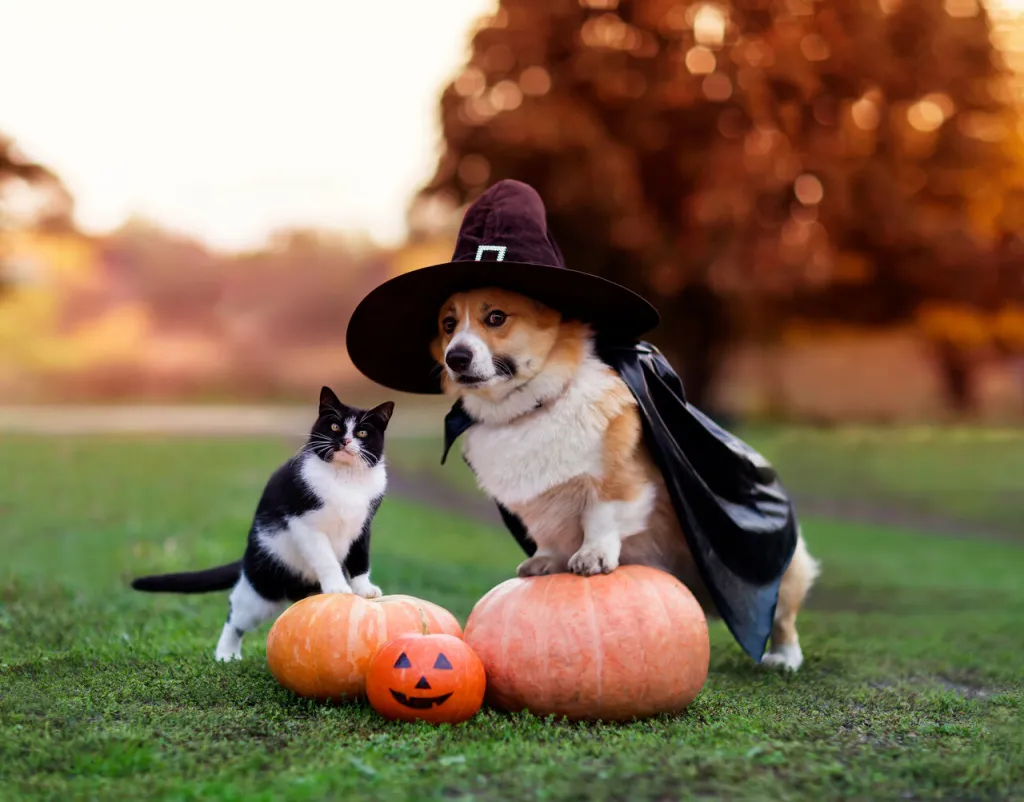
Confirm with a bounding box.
[100,216,223,333]
[418,0,1024,413]
[100,220,388,347]
[0,133,74,288]
[224,228,389,349]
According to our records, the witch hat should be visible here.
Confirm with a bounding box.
[346,179,660,394]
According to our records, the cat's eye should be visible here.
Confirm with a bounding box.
[442,316,457,335]
[485,310,506,327]
[330,423,340,432]
[355,430,368,439]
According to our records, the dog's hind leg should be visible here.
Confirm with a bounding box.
[761,532,820,672]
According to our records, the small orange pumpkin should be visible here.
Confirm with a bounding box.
[464,565,710,721]
[266,593,462,701]
[366,633,486,724]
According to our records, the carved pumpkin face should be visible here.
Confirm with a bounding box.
[366,633,486,724]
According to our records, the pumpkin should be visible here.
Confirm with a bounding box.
[464,564,709,722]
[366,633,486,724]
[266,593,462,701]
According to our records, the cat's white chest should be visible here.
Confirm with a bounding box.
[298,458,386,545]
[464,364,625,505]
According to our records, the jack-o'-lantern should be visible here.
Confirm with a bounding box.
[366,633,486,724]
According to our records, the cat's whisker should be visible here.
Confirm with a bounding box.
[295,437,331,459]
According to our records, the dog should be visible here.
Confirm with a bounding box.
[431,286,820,671]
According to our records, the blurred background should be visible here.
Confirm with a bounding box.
[3,6,1022,791]
[2,0,1023,536]
[4,0,1024,423]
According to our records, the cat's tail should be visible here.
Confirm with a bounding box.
[131,561,242,593]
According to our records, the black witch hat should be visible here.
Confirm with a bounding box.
[346,180,660,394]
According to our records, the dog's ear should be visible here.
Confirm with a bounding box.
[430,335,444,364]
[370,401,395,428]
[319,386,343,416]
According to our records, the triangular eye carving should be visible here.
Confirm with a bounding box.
[433,653,453,670]
[393,652,412,669]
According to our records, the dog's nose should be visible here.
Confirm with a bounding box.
[445,345,473,373]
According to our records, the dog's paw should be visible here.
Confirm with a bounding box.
[516,553,567,577]
[568,543,619,576]
[319,580,353,595]
[350,576,382,599]
[761,642,803,672]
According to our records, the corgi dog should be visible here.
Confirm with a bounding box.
[431,287,819,671]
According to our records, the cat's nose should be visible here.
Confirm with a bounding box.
[445,345,473,373]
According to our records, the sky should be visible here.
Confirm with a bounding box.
[1,0,495,251]
[6,0,1024,253]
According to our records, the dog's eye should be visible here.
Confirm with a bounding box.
[485,310,506,327]
[330,423,340,432]
[442,317,457,334]
[355,430,367,439]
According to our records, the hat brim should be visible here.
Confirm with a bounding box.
[346,260,660,395]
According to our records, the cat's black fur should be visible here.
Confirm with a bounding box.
[131,386,395,659]
[236,469,384,603]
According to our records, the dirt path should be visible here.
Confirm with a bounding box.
[789,496,1019,542]
[0,404,440,438]
[386,466,1018,543]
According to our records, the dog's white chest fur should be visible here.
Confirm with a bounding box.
[464,356,626,505]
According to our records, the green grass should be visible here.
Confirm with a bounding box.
[387,424,1024,536]
[741,425,1024,536]
[1,435,1023,801]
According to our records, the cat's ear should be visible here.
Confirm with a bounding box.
[319,386,343,416]
[370,401,396,428]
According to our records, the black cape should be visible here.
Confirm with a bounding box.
[441,341,798,662]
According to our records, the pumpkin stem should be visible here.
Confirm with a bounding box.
[417,605,429,635]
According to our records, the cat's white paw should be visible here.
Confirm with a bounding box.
[350,575,382,599]
[215,625,243,662]
[761,642,803,672]
[320,579,353,595]
[215,646,242,662]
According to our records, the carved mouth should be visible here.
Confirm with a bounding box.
[389,690,453,710]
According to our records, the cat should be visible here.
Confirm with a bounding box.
[131,386,396,661]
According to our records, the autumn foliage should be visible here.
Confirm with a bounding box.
[418,0,1024,409]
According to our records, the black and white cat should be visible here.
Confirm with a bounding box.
[131,386,396,661]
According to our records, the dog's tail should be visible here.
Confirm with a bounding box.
[131,561,242,594]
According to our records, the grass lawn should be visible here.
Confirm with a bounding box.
[387,424,1024,537]
[1,435,1022,801]
[740,426,1024,536]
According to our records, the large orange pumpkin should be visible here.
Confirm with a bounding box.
[266,593,462,701]
[464,565,709,721]
[366,633,486,724]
